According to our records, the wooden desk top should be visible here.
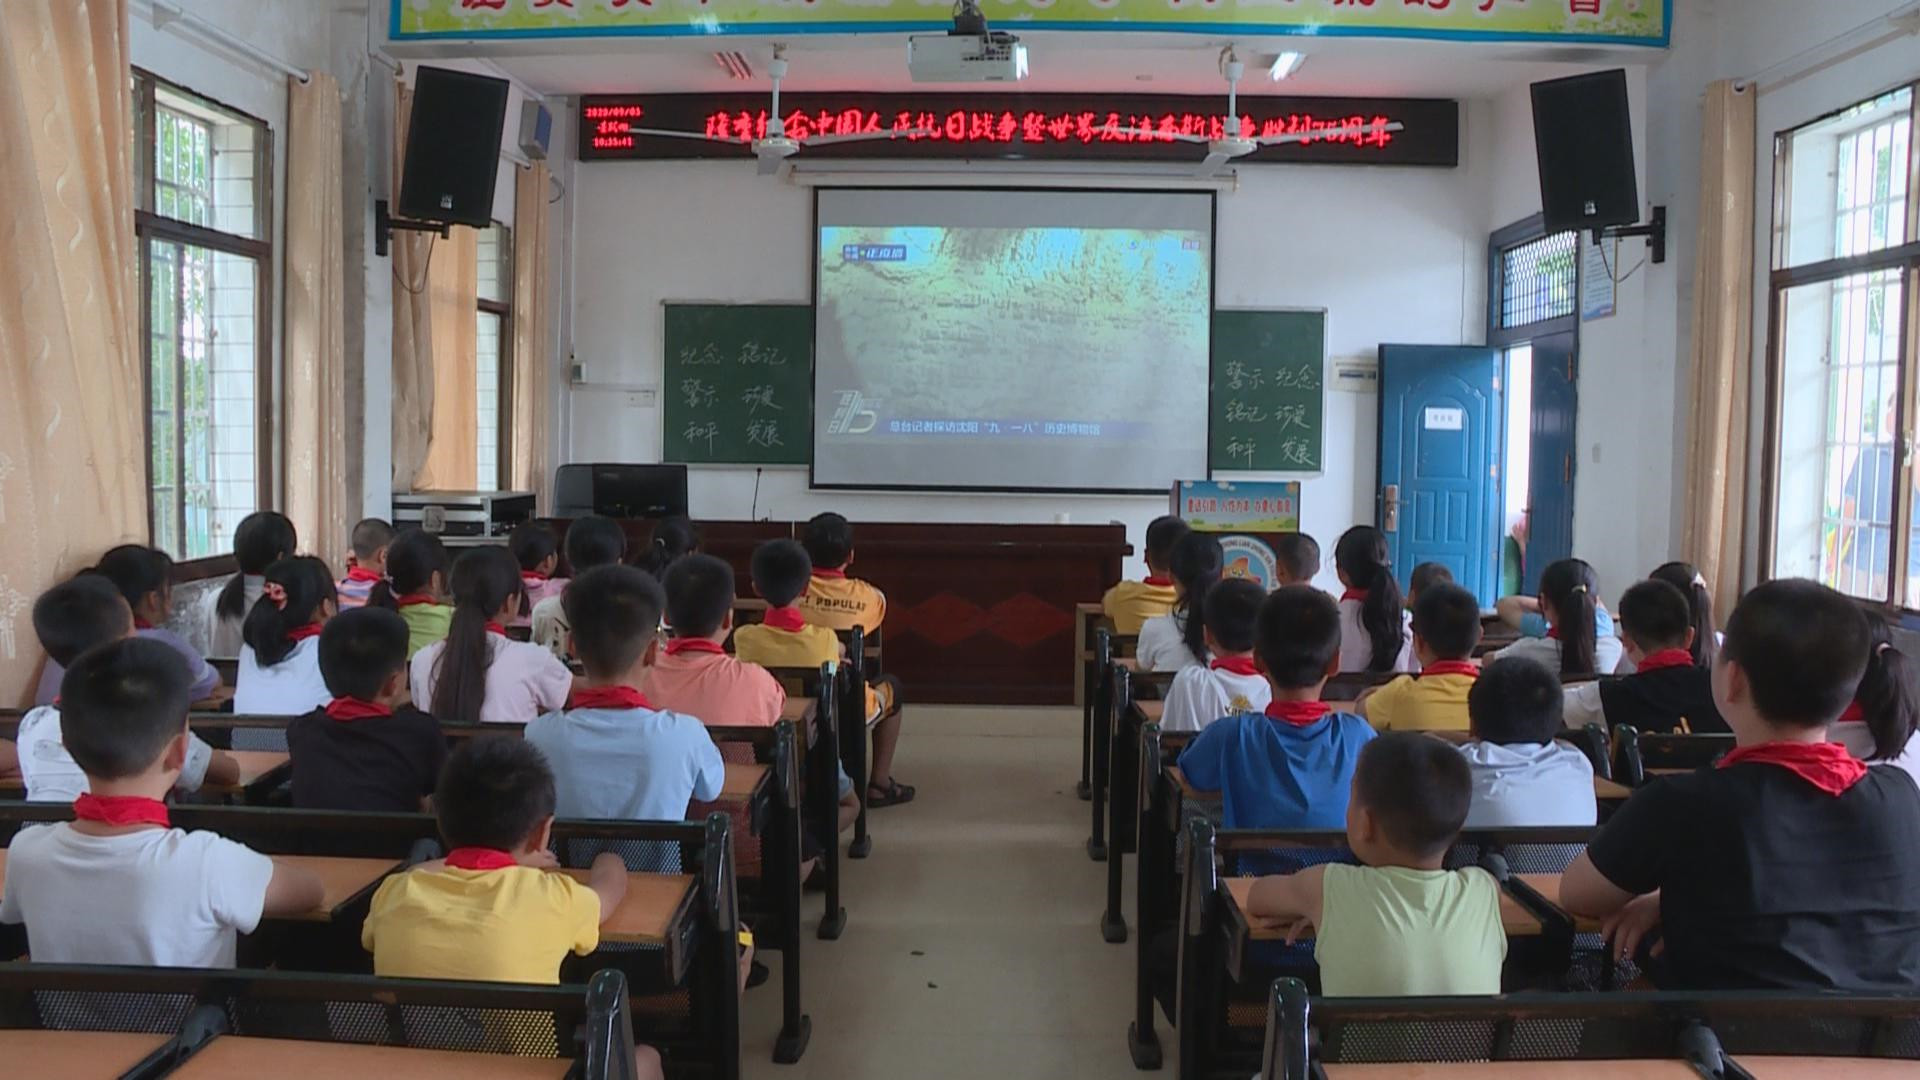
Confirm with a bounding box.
[1137,700,1163,723]
[560,870,694,945]
[0,1029,171,1078]
[1594,777,1634,801]
[779,698,812,724]
[1515,872,1604,933]
[1077,602,1105,617]
[274,856,401,923]
[1326,1063,1705,1078]
[212,750,290,792]
[722,762,769,802]
[172,1037,572,1079]
[1736,1058,1920,1079]
[1167,764,1208,800]
[1224,875,1545,939]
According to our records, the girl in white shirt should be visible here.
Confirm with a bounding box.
[1831,617,1920,791]
[1137,531,1223,672]
[412,546,574,726]
[1334,526,1415,674]
[235,556,337,716]
[210,511,297,658]
[1490,558,1623,676]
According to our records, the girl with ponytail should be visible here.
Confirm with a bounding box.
[1831,616,1920,788]
[1650,561,1719,668]
[639,516,699,579]
[234,556,337,716]
[1137,531,1225,671]
[370,528,453,659]
[1491,558,1623,676]
[1334,526,1412,673]
[211,511,297,658]
[411,546,573,727]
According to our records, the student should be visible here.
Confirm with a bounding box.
[510,522,567,629]
[637,515,699,580]
[1176,586,1376,828]
[35,545,223,707]
[0,638,325,966]
[286,607,446,813]
[1240,732,1506,996]
[1099,515,1188,636]
[532,514,627,660]
[1491,558,1624,676]
[412,547,574,726]
[643,556,787,748]
[1830,617,1920,790]
[371,528,454,659]
[1562,580,1726,734]
[1407,562,1454,608]
[336,517,395,610]
[17,576,237,802]
[795,511,888,633]
[1460,657,1596,828]
[1158,578,1271,734]
[1272,532,1322,588]
[234,557,338,716]
[211,510,298,658]
[1650,560,1718,668]
[1560,579,1920,991]
[1137,531,1223,672]
[1333,526,1413,674]
[1357,583,1482,733]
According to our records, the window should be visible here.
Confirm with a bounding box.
[1766,86,1919,606]
[1496,230,1579,331]
[134,72,271,562]
[476,223,513,491]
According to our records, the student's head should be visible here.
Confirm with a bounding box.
[802,512,855,572]
[1346,731,1473,865]
[218,511,298,622]
[319,606,411,704]
[1408,562,1455,606]
[1143,515,1191,575]
[1170,531,1225,665]
[1650,560,1717,668]
[1616,579,1695,664]
[563,514,628,576]
[509,522,560,576]
[1717,579,1894,747]
[640,515,701,578]
[1855,614,1920,763]
[565,565,667,681]
[1255,586,1342,691]
[350,518,396,572]
[435,737,557,855]
[94,544,174,626]
[241,556,338,668]
[372,528,450,608]
[1272,532,1321,587]
[58,637,194,783]
[1411,583,1481,665]
[751,539,813,608]
[429,547,525,727]
[1334,526,1405,673]
[1538,558,1601,676]
[1468,657,1565,746]
[33,575,134,668]
[1201,577,1264,656]
[663,554,736,639]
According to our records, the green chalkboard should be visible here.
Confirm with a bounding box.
[662,303,811,465]
[1210,309,1326,473]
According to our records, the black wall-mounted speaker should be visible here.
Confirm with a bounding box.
[1531,69,1640,233]
[397,66,512,228]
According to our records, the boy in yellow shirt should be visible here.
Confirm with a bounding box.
[1357,582,1482,732]
[796,512,888,632]
[1101,515,1188,635]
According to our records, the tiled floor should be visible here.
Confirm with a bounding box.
[739,705,1141,1078]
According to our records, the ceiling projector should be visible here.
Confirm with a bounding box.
[907,32,1029,83]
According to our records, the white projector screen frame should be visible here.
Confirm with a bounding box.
[809,186,1217,495]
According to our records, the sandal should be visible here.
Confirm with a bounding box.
[866,779,917,808]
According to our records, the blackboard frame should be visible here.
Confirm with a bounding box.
[1208,306,1329,478]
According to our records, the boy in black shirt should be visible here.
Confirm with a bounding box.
[1560,578,1920,991]
[287,607,447,812]
[1562,579,1726,734]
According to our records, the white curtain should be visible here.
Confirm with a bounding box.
[285,71,349,573]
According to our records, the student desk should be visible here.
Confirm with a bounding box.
[272,856,401,923]
[1735,1059,1920,1079]
[1594,777,1634,801]
[1075,602,1108,709]
[0,1029,170,1079]
[206,750,291,797]
[721,762,770,803]
[560,870,695,946]
[170,1036,573,1079]
[1324,1064,1706,1079]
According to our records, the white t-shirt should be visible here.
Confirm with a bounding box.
[412,633,574,725]
[235,637,331,716]
[1490,633,1626,677]
[1136,612,1202,673]
[1833,724,1920,792]
[15,705,213,802]
[529,594,569,661]
[208,574,266,659]
[1160,665,1273,734]
[1337,599,1416,674]
[1458,740,1597,828]
[0,822,275,967]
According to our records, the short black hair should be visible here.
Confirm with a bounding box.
[566,565,667,677]
[1352,732,1473,859]
[350,518,395,561]
[1274,532,1321,582]
[1412,583,1482,661]
[1144,515,1191,569]
[803,512,854,571]
[509,522,558,573]
[1409,562,1455,598]
[33,575,132,667]
[1618,579,1693,652]
[435,737,557,852]
[1723,578,1869,728]
[94,544,173,612]
[1202,577,1265,654]
[751,539,813,608]
[319,607,410,701]
[564,515,628,575]
[58,637,192,780]
[1468,657,1565,745]
[1255,586,1341,689]
[662,554,736,639]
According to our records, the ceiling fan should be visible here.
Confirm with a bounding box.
[626,47,934,175]
[1107,48,1406,177]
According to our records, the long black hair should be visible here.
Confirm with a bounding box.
[1334,526,1405,673]
[1538,558,1600,676]
[1857,615,1920,761]
[1169,531,1224,666]
[93,545,174,624]
[368,528,449,610]
[431,546,524,727]
[639,516,699,578]
[216,511,297,622]
[1650,560,1717,669]
[240,556,336,667]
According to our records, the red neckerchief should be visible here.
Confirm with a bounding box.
[346,566,383,583]
[286,623,324,643]
[1265,700,1331,727]
[664,637,726,657]
[1718,741,1869,796]
[1635,648,1696,674]
[1210,655,1259,676]
[1546,625,1561,640]
[1144,575,1175,588]
[1422,660,1480,679]
[396,593,438,608]
[444,847,520,871]
[1838,701,1866,725]
[484,622,508,637]
[812,568,848,580]
[571,685,655,711]
[763,606,808,632]
[1340,589,1367,602]
[521,571,549,584]
[325,697,393,722]
[133,617,156,630]
[74,793,169,828]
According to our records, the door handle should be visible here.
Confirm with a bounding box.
[1384,484,1401,533]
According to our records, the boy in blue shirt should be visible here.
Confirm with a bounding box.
[1177,585,1376,829]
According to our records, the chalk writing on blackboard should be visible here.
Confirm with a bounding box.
[1275,403,1311,431]
[741,384,782,414]
[685,421,719,452]
[1227,437,1257,468]
[1225,400,1267,423]
[682,378,717,409]
[1224,360,1264,391]
[747,420,783,448]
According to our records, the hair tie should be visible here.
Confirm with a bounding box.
[1692,573,1708,590]
[262,582,288,609]
[1877,642,1894,657]
[1570,584,1589,595]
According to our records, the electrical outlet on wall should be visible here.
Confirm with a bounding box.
[570,357,586,383]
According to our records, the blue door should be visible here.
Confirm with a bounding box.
[1378,345,1504,607]
[1522,332,1578,594]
